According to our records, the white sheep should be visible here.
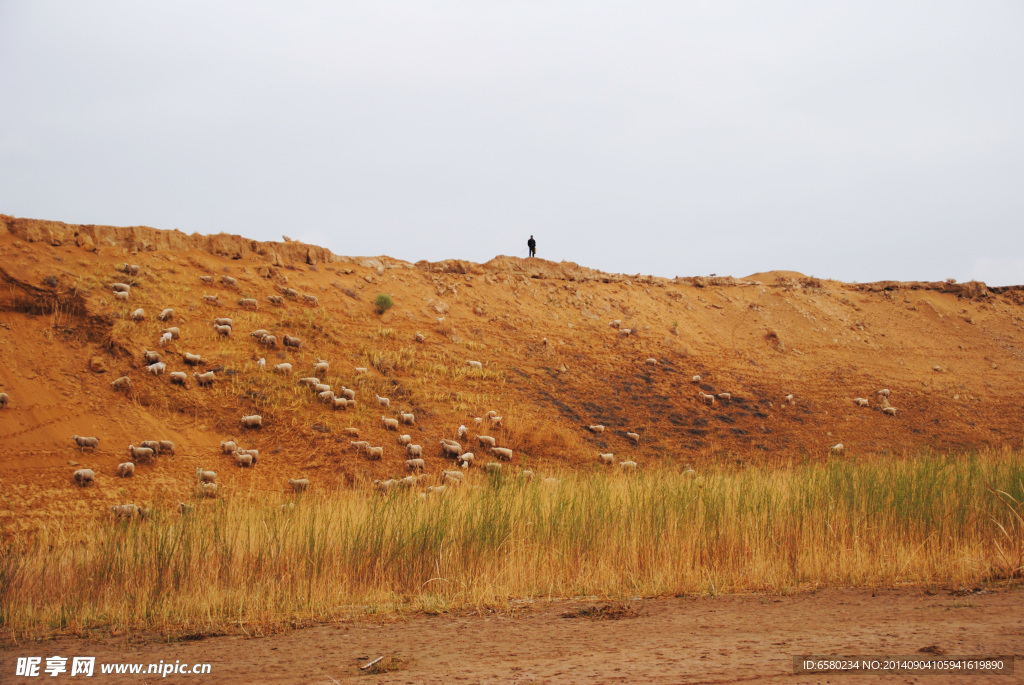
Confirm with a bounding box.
[375,479,398,493]
[158,308,174,321]
[275,363,293,374]
[882,406,897,416]
[73,468,96,485]
[476,435,496,448]
[159,332,173,346]
[626,432,640,443]
[116,462,135,477]
[283,335,302,348]
[143,350,161,364]
[491,447,513,461]
[257,358,266,370]
[0,393,7,408]
[313,360,329,376]
[241,414,263,428]
[484,463,502,474]
[376,394,391,408]
[878,388,891,397]
[427,484,447,495]
[297,376,320,386]
[200,275,214,283]
[486,411,498,419]
[520,470,534,481]
[260,335,278,348]
[619,461,638,471]
[717,393,732,402]
[111,283,131,293]
[162,327,181,339]
[397,434,412,445]
[332,397,349,410]
[442,470,465,483]
[831,443,844,454]
[121,263,140,276]
[645,358,658,365]
[399,412,415,425]
[215,317,233,327]
[130,308,145,321]
[159,440,175,455]
[457,453,475,468]
[234,452,255,467]
[610,319,621,328]
[239,298,258,310]
[489,415,503,427]
[785,394,794,403]
[415,333,426,343]
[147,361,167,375]
[699,392,715,406]
[854,397,869,407]
[203,294,220,305]
[72,435,99,451]
[473,417,483,428]
[618,328,631,336]
[350,440,371,453]
[406,444,423,457]
[140,440,161,453]
[344,427,360,437]
[178,501,195,514]
[318,390,335,404]
[250,329,270,340]
[288,478,309,493]
[587,424,605,433]
[200,482,218,498]
[221,275,237,286]
[457,425,468,439]
[267,294,284,305]
[467,360,483,370]
[111,504,142,518]
[130,445,155,462]
[111,376,132,391]
[340,387,356,400]
[302,294,319,306]
[354,366,368,374]
[382,416,399,430]
[196,467,216,483]
[237,448,258,460]
[214,324,231,337]
[440,441,462,457]
[406,458,425,471]
[598,453,614,465]
[170,371,188,386]
[283,287,299,298]
[183,352,203,365]
[367,446,384,460]
[194,371,215,386]
[221,440,237,454]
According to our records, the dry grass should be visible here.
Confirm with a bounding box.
[1,451,1022,640]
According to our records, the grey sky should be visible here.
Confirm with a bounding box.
[2,2,1022,284]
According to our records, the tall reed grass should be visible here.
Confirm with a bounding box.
[1,451,1021,638]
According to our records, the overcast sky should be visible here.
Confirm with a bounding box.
[2,2,1022,284]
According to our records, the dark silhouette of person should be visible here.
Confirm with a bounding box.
[527,235,536,258]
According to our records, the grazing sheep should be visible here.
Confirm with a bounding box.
[196,468,216,483]
[0,393,7,408]
[250,329,270,340]
[147,361,167,375]
[160,332,173,347]
[302,294,319,306]
[114,290,130,301]
[618,328,632,336]
[406,458,425,471]
[397,434,412,445]
[598,453,614,465]
[162,327,181,339]
[116,462,135,477]
[183,352,203,365]
[73,468,96,485]
[257,358,266,370]
[158,308,174,321]
[215,317,233,327]
[350,440,371,453]
[261,334,278,348]
[283,287,299,299]
[178,501,194,514]
[376,394,391,408]
[467,360,483,370]
[236,448,258,460]
[831,443,844,454]
[406,444,423,457]
[484,463,502,474]
[194,370,215,386]
[239,298,258,310]
[458,425,468,439]
[111,504,142,518]
[520,470,535,481]
[374,479,398,493]
[313,383,331,393]
[130,445,155,462]
[283,335,302,349]
[130,308,146,321]
[489,415,502,427]
[717,393,732,402]
[200,482,218,498]
[878,388,891,397]
[882,406,897,416]
[170,371,188,386]
[340,387,356,400]
[297,376,320,386]
[491,447,514,461]
[203,295,220,305]
[399,475,418,488]
[382,416,399,430]
[486,410,498,419]
[313,360,329,376]
[214,324,231,337]
[619,461,638,471]
[587,424,605,433]
[344,427,359,437]
[427,485,447,495]
[288,478,309,493]
[473,417,483,428]
[785,394,794,403]
[234,452,255,467]
[140,440,161,453]
[159,440,175,456]
[143,350,161,364]
[73,435,99,451]
[241,414,263,428]
[332,397,349,410]
[646,358,658,365]
[699,392,716,406]
[415,333,426,342]
[110,376,132,391]
[318,390,335,404]
[221,275,237,286]
[111,283,131,293]
[200,275,214,283]
[854,397,869,407]
[399,412,415,425]
[121,263,141,276]
[221,440,237,454]
[440,441,463,457]
[610,319,621,328]
[267,294,284,305]
[442,470,465,483]
[457,452,475,468]
[626,432,640,443]
[692,375,702,383]
[274,363,293,374]
[354,366,368,374]
[477,435,496,448]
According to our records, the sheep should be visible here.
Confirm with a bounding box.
[129,445,155,462]
[160,333,172,348]
[619,460,638,471]
[467,360,483,370]
[178,501,195,514]
[170,371,188,386]
[699,392,716,406]
[332,397,349,410]
[618,328,632,336]
[203,294,220,305]
[236,448,258,460]
[221,275,237,286]
[340,387,356,400]
[267,294,284,305]
[442,470,465,483]
[159,440,175,455]
[491,447,514,461]
[457,425,468,439]
[374,479,398,493]
[111,503,142,518]
[598,453,615,465]
[473,417,483,428]
[115,290,130,301]
[440,441,463,457]
[196,467,217,483]
[382,416,399,431]
[194,371,215,386]
[785,394,794,403]
[349,440,371,453]
[646,358,658,365]
[241,414,263,428]
[257,358,266,370]
[406,444,423,457]
[877,388,891,397]
[626,432,640,443]
[520,469,535,481]
[415,333,425,342]
[298,376,320,386]
[427,485,447,495]
[261,334,278,348]
[143,350,161,364]
[200,482,218,498]
[130,308,146,321]
[457,452,475,468]
[406,458,425,471]
[399,412,415,425]
[692,375,702,383]
[313,360,329,376]
[854,397,870,407]
[0,393,7,408]
[183,352,203,365]
[486,411,498,418]
[121,263,141,276]
[610,319,621,328]
[111,376,132,391]
[239,298,258,310]
[220,440,237,454]
[72,435,99,451]
[397,434,412,445]
[399,475,418,488]
[313,383,331,393]
[477,435,496,448]
[73,468,96,485]
[318,390,335,404]
[830,443,844,454]
[162,327,181,340]
[158,308,174,321]
[354,366,368,374]
[234,452,255,467]
[214,324,231,337]
[587,425,605,433]
[250,329,270,340]
[147,361,167,375]
[283,335,302,348]
[483,463,502,474]
[489,415,502,427]
[717,393,732,402]
[274,363,293,374]
[200,275,214,283]
[302,294,319,306]
[283,287,299,299]
[140,440,161,453]
[376,394,391,408]
[111,283,131,293]
[117,462,135,477]
[882,406,898,416]
[288,478,309,493]
[344,427,360,437]
[215,317,233,327]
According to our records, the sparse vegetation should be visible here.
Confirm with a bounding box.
[374,293,393,314]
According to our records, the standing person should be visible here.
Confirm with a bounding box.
[527,235,536,258]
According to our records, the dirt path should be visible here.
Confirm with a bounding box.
[3,586,1022,683]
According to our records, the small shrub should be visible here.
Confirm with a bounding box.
[374,293,393,314]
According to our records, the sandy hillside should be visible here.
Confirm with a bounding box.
[1,214,1023,530]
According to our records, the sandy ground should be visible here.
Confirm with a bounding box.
[3,586,1022,683]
